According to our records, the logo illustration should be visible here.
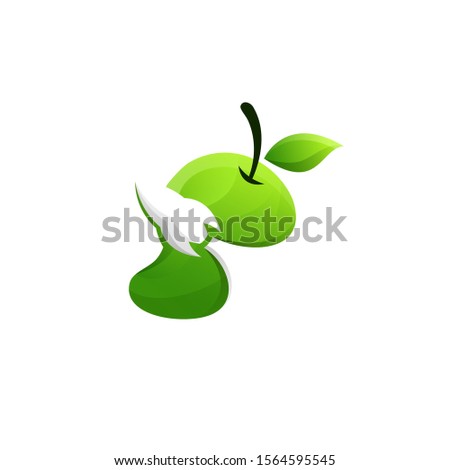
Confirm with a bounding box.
[129,103,341,319]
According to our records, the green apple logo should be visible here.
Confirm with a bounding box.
[129,103,341,319]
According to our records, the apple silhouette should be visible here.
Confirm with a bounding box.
[129,103,341,318]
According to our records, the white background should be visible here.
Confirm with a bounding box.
[1,1,449,469]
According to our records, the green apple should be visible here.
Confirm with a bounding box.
[168,103,296,247]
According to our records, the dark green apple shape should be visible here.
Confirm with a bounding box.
[129,188,229,319]
[129,242,228,319]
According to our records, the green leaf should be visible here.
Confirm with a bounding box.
[265,133,341,172]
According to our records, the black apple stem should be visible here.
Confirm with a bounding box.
[239,102,263,185]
